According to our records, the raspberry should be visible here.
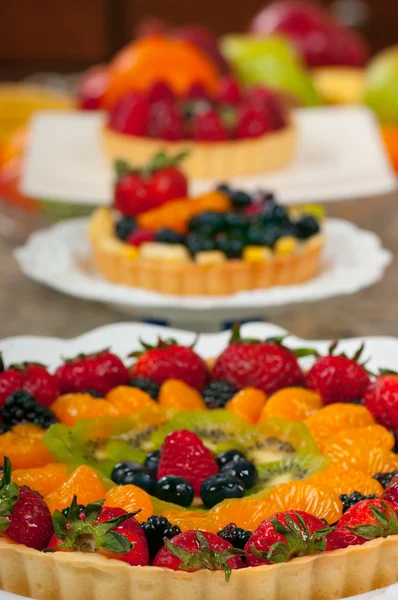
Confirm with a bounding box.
[236,106,271,139]
[127,229,156,247]
[148,100,184,141]
[108,92,149,136]
[147,81,175,105]
[217,77,242,106]
[192,109,229,141]
[1,391,58,429]
[157,429,218,496]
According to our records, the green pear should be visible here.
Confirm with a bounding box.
[221,35,320,106]
[365,46,398,124]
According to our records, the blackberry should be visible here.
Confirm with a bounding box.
[115,216,137,241]
[202,380,237,409]
[373,470,398,489]
[0,423,9,434]
[156,228,186,244]
[340,491,378,513]
[129,377,160,400]
[218,523,252,549]
[1,391,58,429]
[61,504,85,518]
[141,516,181,561]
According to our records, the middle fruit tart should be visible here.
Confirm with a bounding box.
[1,327,398,599]
[89,152,325,295]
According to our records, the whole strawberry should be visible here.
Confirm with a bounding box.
[0,357,60,409]
[382,475,398,506]
[332,499,398,549]
[244,511,333,567]
[47,497,149,566]
[114,151,188,218]
[211,326,305,394]
[131,338,209,391]
[306,342,370,405]
[0,359,25,410]
[55,350,129,396]
[0,457,54,550]
[157,430,218,496]
[363,374,398,431]
[152,530,244,579]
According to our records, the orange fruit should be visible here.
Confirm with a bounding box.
[259,387,323,422]
[13,463,69,496]
[161,508,219,534]
[51,393,119,425]
[105,485,153,521]
[323,432,398,475]
[107,386,156,417]
[159,379,207,411]
[211,498,269,530]
[227,388,267,423]
[45,465,107,513]
[305,403,375,448]
[381,125,398,172]
[308,466,383,496]
[11,423,45,438]
[327,425,395,452]
[0,428,54,469]
[103,36,220,108]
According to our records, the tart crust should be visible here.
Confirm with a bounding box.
[101,122,297,180]
[1,536,398,600]
[88,208,324,296]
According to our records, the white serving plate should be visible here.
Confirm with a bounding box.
[14,217,392,330]
[1,321,398,600]
[21,106,396,206]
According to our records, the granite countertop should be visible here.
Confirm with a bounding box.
[0,189,397,341]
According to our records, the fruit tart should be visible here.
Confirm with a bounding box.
[2,328,398,599]
[101,74,297,179]
[88,152,325,295]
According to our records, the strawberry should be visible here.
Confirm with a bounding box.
[0,457,54,550]
[0,360,25,410]
[383,475,398,506]
[244,511,334,567]
[108,92,149,136]
[152,530,244,579]
[148,100,185,141]
[157,430,218,496]
[47,497,149,566]
[147,81,175,105]
[192,108,229,141]
[211,326,306,394]
[55,350,129,396]
[332,499,398,549]
[306,341,370,405]
[114,151,188,218]
[217,77,242,106]
[130,338,209,391]
[0,357,59,409]
[236,106,271,139]
[363,374,398,431]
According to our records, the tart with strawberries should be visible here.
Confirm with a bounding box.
[2,328,398,599]
[89,152,325,295]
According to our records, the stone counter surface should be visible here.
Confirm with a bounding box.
[0,190,397,341]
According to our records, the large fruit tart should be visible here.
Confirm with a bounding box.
[1,327,398,600]
[89,153,324,295]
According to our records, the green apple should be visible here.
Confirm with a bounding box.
[220,35,320,107]
[365,46,398,125]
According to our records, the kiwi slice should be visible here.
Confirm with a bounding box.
[151,410,255,453]
[250,454,329,497]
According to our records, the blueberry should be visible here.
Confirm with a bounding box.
[121,468,156,494]
[156,228,186,244]
[111,461,147,485]
[144,450,161,475]
[230,190,252,210]
[185,232,217,256]
[215,449,246,470]
[246,225,285,248]
[201,474,245,508]
[295,216,320,240]
[216,234,244,259]
[262,204,290,226]
[154,475,194,507]
[188,211,226,235]
[221,460,258,489]
[224,212,250,230]
[216,183,233,198]
[115,216,137,241]
[129,377,160,400]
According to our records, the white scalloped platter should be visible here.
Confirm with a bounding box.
[1,321,398,600]
[14,217,392,329]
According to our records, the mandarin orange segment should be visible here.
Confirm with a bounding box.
[227,388,267,423]
[259,387,323,422]
[304,403,375,448]
[45,465,107,513]
[211,498,269,530]
[323,435,398,475]
[51,393,120,425]
[107,386,156,417]
[0,429,54,469]
[328,425,395,452]
[105,484,153,521]
[11,424,46,439]
[12,463,69,496]
[137,191,231,234]
[158,379,207,411]
[161,508,219,534]
[308,466,383,496]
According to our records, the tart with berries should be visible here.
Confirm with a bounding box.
[101,75,297,180]
[89,152,325,295]
[2,329,398,599]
